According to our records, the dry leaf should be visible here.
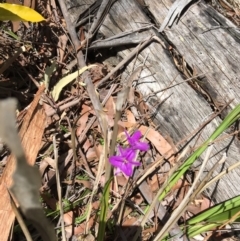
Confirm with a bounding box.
[76,104,92,137]
[139,125,175,161]
[0,3,45,22]
[6,0,20,32]
[52,65,96,101]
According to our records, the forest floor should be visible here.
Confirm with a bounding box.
[0,0,240,241]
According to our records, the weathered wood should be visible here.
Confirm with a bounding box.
[68,0,240,203]
[147,0,240,108]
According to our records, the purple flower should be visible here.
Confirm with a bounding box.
[125,130,150,151]
[109,130,150,177]
[109,146,140,176]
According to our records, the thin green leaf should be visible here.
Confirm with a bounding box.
[51,65,96,101]
[184,223,217,238]
[162,197,240,240]
[187,195,240,225]
[97,177,113,241]
[181,195,240,238]
[44,61,57,91]
[3,28,20,40]
[159,104,240,201]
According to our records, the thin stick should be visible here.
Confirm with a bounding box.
[58,0,105,132]
[53,135,67,241]
[200,158,240,194]
[78,84,118,143]
[153,145,214,241]
[8,190,33,241]
[96,36,153,88]
[131,145,190,241]
[87,0,116,40]
[192,152,227,197]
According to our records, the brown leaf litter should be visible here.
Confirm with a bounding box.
[0,0,234,240]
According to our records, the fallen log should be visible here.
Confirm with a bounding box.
[69,0,240,203]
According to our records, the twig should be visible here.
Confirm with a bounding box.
[153,145,214,241]
[85,112,108,234]
[200,157,240,193]
[159,0,201,32]
[145,73,206,98]
[96,36,153,88]
[174,99,233,148]
[75,15,95,28]
[115,67,150,225]
[90,25,154,49]
[64,117,77,199]
[41,150,74,191]
[78,0,118,50]
[193,152,227,197]
[78,84,118,143]
[95,35,166,89]
[50,0,60,23]
[218,0,236,11]
[0,46,25,75]
[58,0,105,133]
[132,145,190,241]
[8,189,33,241]
[87,0,116,40]
[78,146,95,179]
[53,135,67,241]
[19,61,40,88]
[45,97,81,117]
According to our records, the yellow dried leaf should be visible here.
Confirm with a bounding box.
[52,65,97,101]
[0,3,45,22]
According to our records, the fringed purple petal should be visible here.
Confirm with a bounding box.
[125,130,150,152]
[125,130,141,146]
[121,162,133,176]
[134,142,150,151]
[109,146,140,176]
[128,160,141,166]
[109,130,150,177]
[129,130,142,141]
[117,146,136,161]
[114,167,122,176]
[109,155,124,168]
[125,148,136,161]
[112,161,133,176]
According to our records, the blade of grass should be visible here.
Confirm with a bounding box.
[184,202,240,238]
[160,196,240,239]
[0,46,25,75]
[158,104,240,202]
[85,109,108,234]
[153,104,240,240]
[97,177,113,241]
[98,85,130,240]
[153,145,214,241]
[3,28,20,40]
[187,195,240,226]
[100,67,144,240]
[178,196,240,238]
[131,145,190,241]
